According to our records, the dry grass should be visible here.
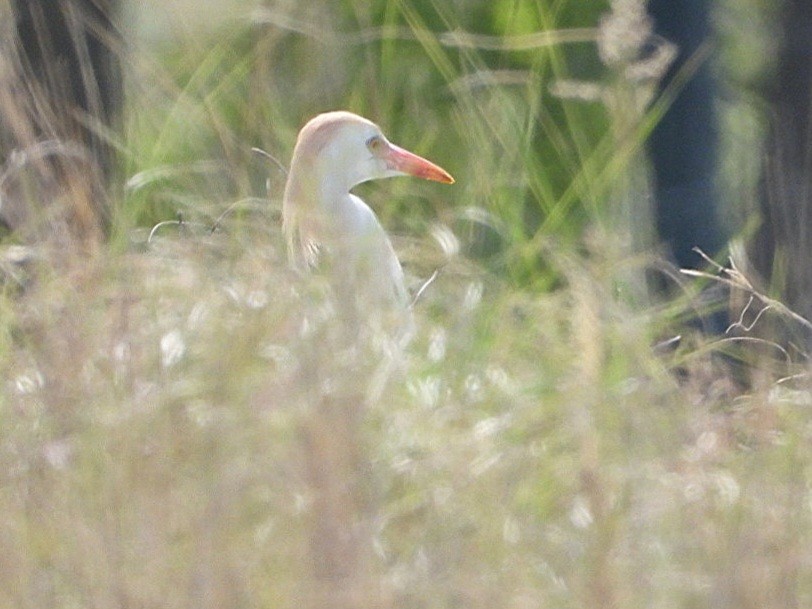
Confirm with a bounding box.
[1,214,810,608]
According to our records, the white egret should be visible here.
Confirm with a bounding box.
[282,111,453,337]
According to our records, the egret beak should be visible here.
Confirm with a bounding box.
[385,143,455,184]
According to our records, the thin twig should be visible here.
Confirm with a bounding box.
[251,147,288,177]
[709,336,792,363]
[147,220,182,244]
[681,248,812,334]
[775,372,811,386]
[725,295,773,334]
[410,268,441,309]
[147,214,206,244]
[653,334,682,354]
[210,197,271,233]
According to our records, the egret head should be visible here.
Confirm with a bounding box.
[291,111,454,192]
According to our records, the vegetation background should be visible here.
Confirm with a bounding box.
[1,1,810,608]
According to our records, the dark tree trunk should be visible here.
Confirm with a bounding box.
[755,0,812,327]
[0,0,121,245]
[648,0,729,333]
[12,0,120,173]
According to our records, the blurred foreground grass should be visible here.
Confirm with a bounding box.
[1,1,812,608]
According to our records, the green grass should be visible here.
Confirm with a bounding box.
[1,1,811,608]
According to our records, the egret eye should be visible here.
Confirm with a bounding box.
[366,136,384,153]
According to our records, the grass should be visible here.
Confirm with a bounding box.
[1,1,812,608]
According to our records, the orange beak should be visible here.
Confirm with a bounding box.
[384,143,455,184]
